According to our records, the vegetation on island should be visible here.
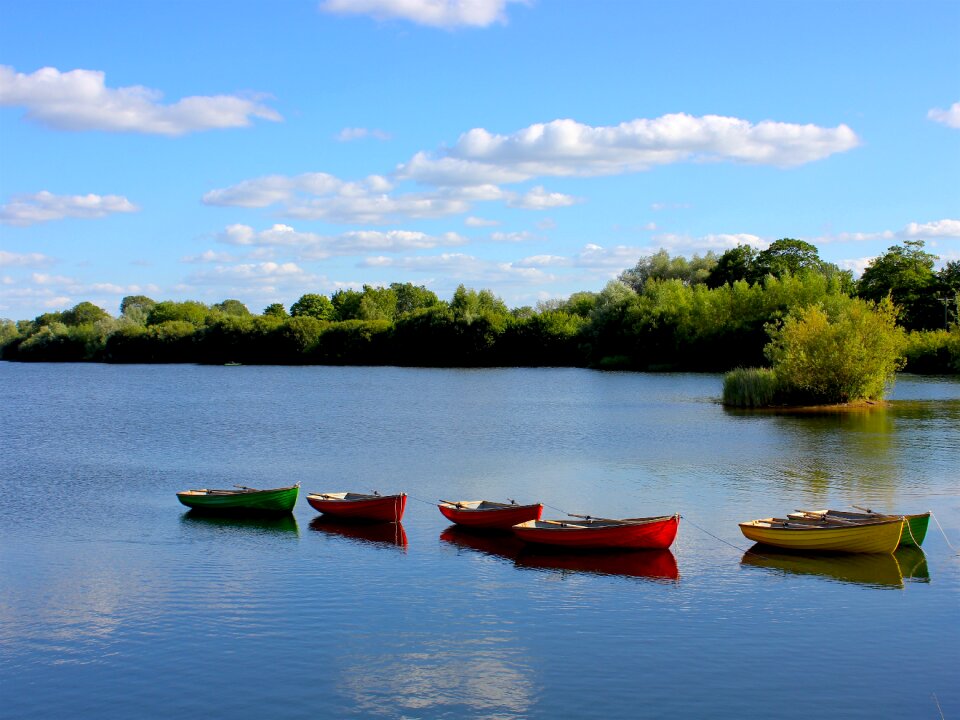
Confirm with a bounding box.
[2,239,958,408]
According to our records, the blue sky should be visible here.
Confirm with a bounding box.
[1,0,958,320]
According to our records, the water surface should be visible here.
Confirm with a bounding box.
[1,365,957,719]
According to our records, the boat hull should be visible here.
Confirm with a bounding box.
[306,493,406,522]
[739,517,902,553]
[792,510,931,547]
[176,485,299,514]
[439,501,543,529]
[512,515,679,550]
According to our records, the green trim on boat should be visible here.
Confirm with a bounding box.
[900,513,929,547]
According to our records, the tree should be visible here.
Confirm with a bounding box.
[706,245,758,288]
[857,240,939,330]
[450,285,508,323]
[290,293,334,321]
[61,302,110,326]
[619,249,717,291]
[262,302,289,318]
[330,289,363,321]
[356,285,398,321]
[120,295,157,324]
[213,299,251,317]
[146,301,210,326]
[391,282,440,316]
[752,238,824,280]
[765,297,906,404]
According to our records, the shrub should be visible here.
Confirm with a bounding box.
[722,367,780,407]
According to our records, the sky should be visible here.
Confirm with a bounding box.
[1,0,958,320]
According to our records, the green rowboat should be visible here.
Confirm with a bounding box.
[177,483,299,514]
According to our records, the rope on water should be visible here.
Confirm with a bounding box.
[406,493,438,507]
[930,511,959,555]
[684,515,774,561]
[543,503,571,516]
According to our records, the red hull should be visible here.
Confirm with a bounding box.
[513,515,679,550]
[306,493,406,522]
[438,501,543,529]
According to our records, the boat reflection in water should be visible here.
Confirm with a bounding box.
[439,526,525,561]
[516,547,679,582]
[309,516,408,549]
[440,526,679,582]
[180,510,300,536]
[741,545,930,589]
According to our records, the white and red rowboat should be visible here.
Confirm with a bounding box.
[306,492,406,522]
[512,514,680,550]
[438,499,543,529]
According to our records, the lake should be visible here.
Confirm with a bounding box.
[0,363,957,719]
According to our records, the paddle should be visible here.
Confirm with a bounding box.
[439,499,466,508]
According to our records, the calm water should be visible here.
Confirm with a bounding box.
[1,364,958,719]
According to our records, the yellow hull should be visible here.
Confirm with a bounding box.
[739,517,902,553]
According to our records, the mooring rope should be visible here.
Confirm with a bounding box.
[929,511,958,555]
[683,515,775,560]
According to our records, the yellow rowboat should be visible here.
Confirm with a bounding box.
[787,509,930,547]
[738,516,903,553]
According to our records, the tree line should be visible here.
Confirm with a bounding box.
[2,239,958,377]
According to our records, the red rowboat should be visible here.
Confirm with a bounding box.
[512,514,680,550]
[438,499,543,529]
[305,492,406,522]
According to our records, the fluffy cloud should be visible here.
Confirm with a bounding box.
[0,191,139,226]
[902,219,960,238]
[398,114,860,185]
[0,250,55,267]
[187,262,311,286]
[319,0,520,28]
[507,186,580,210]
[465,216,500,227]
[0,65,281,135]
[213,223,467,259]
[928,102,960,129]
[361,252,558,283]
[203,173,472,224]
[337,127,391,141]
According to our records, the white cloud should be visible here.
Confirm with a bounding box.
[337,127,391,141]
[490,230,536,243]
[465,216,500,227]
[181,250,239,264]
[360,252,558,284]
[928,102,960,129]
[0,191,139,226]
[652,232,767,252]
[32,272,76,286]
[319,0,521,28]
[902,218,960,239]
[508,185,580,210]
[187,262,311,286]
[214,223,467,259]
[398,114,860,186]
[838,257,876,277]
[0,250,55,267]
[0,66,281,136]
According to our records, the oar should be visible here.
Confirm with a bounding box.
[852,504,877,514]
[439,499,465,508]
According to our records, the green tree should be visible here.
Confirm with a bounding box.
[450,285,509,323]
[752,238,824,280]
[61,301,110,326]
[213,299,251,317]
[390,282,441,316]
[765,297,906,404]
[357,285,398,321]
[290,293,334,321]
[619,249,717,291]
[120,295,157,324]
[262,302,289,318]
[857,240,939,330]
[706,245,758,288]
[146,301,210,326]
[330,289,364,321]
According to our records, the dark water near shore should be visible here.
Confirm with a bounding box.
[1,364,958,719]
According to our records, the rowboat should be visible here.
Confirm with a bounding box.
[176,483,299,514]
[738,516,902,553]
[438,499,543,529]
[740,547,907,588]
[788,508,930,547]
[305,492,406,522]
[512,514,680,550]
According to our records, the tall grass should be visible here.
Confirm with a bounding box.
[722,367,780,407]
